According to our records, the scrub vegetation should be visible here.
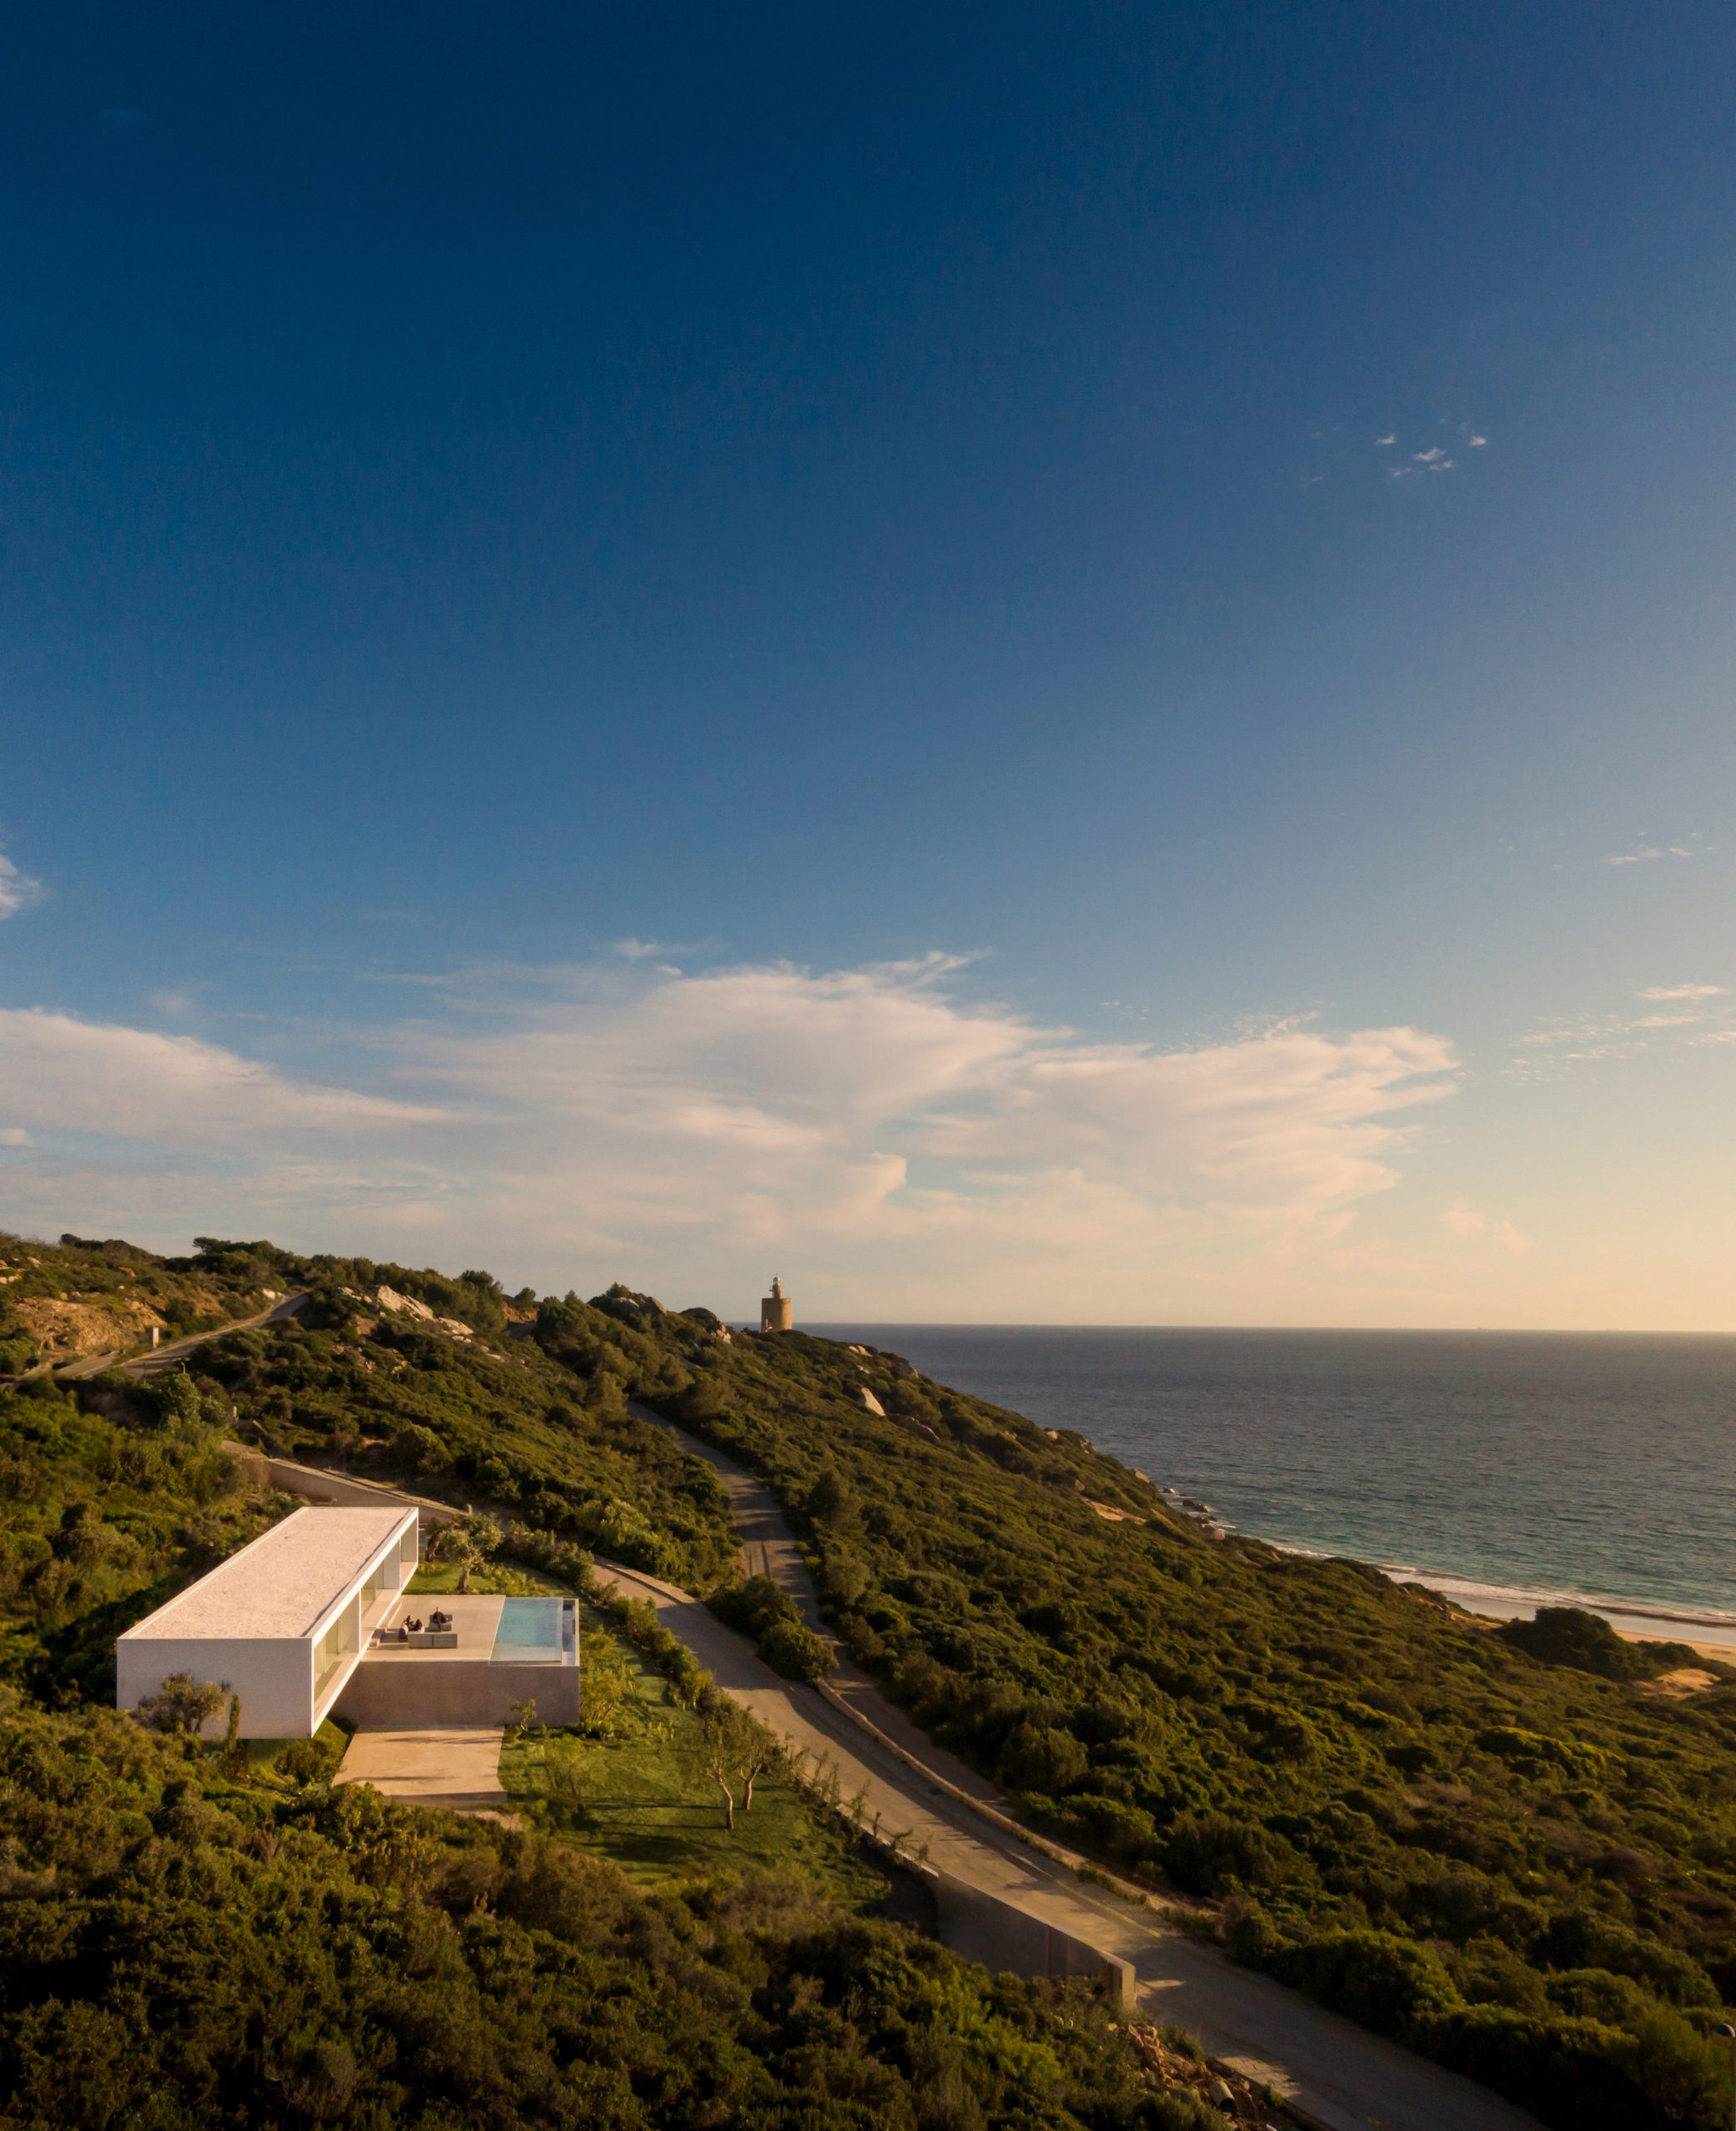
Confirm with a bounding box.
[652,1323,1736,2131]
[0,1690,1193,2131]
[0,1230,272,1375]
[0,1235,1221,2131]
[7,1229,1736,2126]
[0,1367,281,1704]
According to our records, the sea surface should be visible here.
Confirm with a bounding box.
[809,1326,1736,1641]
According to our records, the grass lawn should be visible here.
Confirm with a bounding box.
[500,1602,890,1906]
[238,1713,351,1778]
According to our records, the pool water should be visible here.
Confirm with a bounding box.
[491,1597,563,1662]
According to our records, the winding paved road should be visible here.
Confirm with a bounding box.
[55,1292,306,1382]
[621,1405,1539,2131]
[630,1399,1013,1806]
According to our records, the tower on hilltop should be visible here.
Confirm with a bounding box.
[760,1275,794,1334]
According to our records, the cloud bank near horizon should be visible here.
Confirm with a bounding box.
[0,957,1459,1316]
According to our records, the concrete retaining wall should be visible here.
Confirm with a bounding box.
[233,1452,459,1527]
[335,1659,580,1730]
[925,1867,1136,2006]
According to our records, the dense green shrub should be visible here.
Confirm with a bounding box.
[758,1615,833,1683]
[1163,1811,1297,1895]
[1497,1604,1704,1682]
[710,1572,835,1681]
[1426,2002,1724,2131]
[1272,1928,1461,2029]
[0,1698,1174,2131]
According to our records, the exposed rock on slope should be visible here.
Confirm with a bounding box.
[14,1295,165,1359]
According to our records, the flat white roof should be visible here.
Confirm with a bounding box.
[121,1506,414,1643]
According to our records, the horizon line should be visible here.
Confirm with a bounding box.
[764,1319,1736,1339]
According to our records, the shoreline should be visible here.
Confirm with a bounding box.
[1259,1542,1736,1654]
[1400,1571,1736,1655]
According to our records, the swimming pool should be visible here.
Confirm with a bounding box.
[490,1596,564,1663]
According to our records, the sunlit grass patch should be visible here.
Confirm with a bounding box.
[500,1602,885,1903]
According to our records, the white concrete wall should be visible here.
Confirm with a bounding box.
[304,1517,418,1726]
[117,1635,314,1739]
[117,1507,418,1740]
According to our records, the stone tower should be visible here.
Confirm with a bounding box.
[760,1275,793,1334]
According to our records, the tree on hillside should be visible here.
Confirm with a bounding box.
[700,1702,777,1830]
[577,1632,631,1738]
[432,1510,502,1592]
[136,1672,226,1736]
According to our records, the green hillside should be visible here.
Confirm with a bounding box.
[0,1688,1189,2131]
[650,1322,1736,2130]
[0,1234,1223,2131]
[6,1229,1736,2128]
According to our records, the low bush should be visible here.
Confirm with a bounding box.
[710,1572,835,1683]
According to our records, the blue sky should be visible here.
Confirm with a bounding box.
[2,3,1733,1324]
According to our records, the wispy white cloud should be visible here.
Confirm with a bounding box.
[1443,1203,1529,1253]
[1512,980,1736,1080]
[0,1128,31,1148]
[0,850,44,920]
[1467,434,1488,448]
[0,1010,443,1142]
[1373,432,1396,446]
[1607,833,1706,867]
[1412,447,1448,464]
[0,961,1460,1310]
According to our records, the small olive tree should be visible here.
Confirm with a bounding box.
[431,1510,502,1592]
[700,1702,778,1831]
[136,1672,226,1736]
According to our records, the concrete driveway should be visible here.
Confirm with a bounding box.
[335,1726,515,1820]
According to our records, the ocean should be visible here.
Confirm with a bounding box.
[809,1326,1736,1647]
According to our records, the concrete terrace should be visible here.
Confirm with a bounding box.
[336,1592,579,1729]
[368,1593,509,1658]
[335,1726,517,1821]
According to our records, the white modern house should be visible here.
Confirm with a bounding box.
[117,1505,419,1738]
